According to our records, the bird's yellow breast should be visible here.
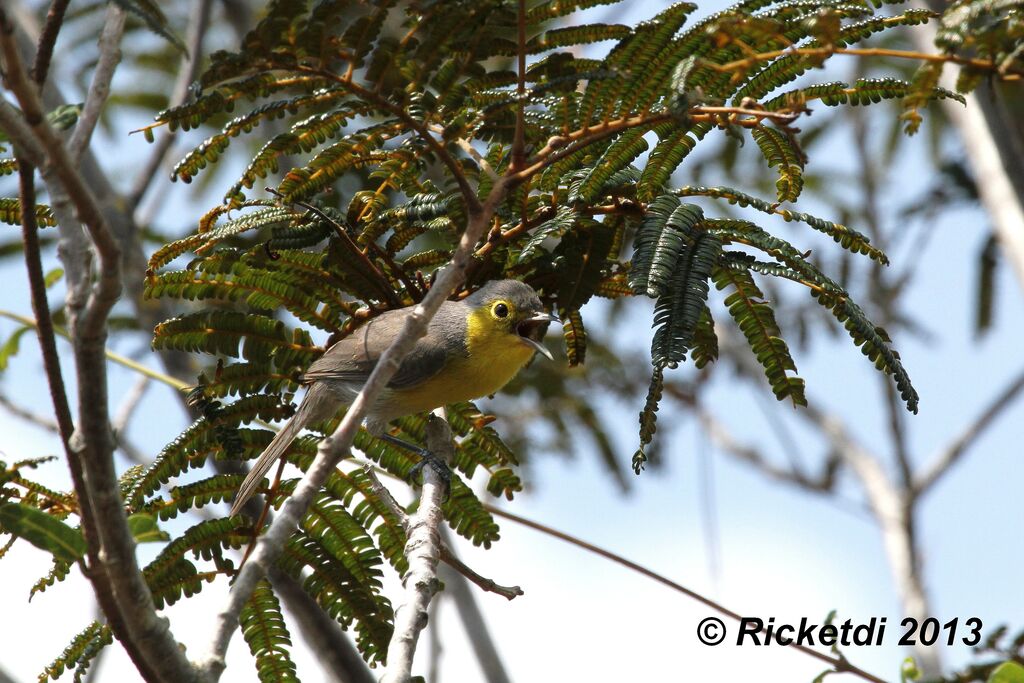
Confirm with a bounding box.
[383,307,534,416]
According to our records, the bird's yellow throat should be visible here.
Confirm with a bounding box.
[384,305,536,416]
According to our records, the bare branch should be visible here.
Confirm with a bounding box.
[112,376,150,434]
[437,546,523,602]
[129,0,213,211]
[0,391,59,432]
[66,4,126,162]
[510,0,527,172]
[362,464,523,600]
[915,365,1024,495]
[380,412,451,683]
[0,12,198,682]
[487,505,888,683]
[694,404,839,494]
[0,101,45,165]
[112,376,151,465]
[907,4,1024,290]
[28,0,70,85]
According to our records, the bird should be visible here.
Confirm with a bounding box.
[230,279,557,516]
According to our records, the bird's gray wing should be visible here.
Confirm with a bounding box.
[301,308,460,389]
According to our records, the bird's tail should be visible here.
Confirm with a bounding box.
[230,384,335,516]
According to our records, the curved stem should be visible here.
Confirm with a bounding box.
[486,505,888,683]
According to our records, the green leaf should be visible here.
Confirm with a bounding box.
[988,662,1024,683]
[44,267,64,288]
[900,656,921,682]
[630,194,704,298]
[714,264,806,406]
[240,580,300,683]
[0,502,86,563]
[0,104,81,144]
[0,325,32,372]
[751,126,804,202]
[127,513,170,543]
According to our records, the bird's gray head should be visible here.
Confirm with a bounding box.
[464,280,558,359]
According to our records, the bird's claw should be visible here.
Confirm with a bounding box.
[408,450,452,499]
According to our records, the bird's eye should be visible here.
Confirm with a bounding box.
[493,302,509,318]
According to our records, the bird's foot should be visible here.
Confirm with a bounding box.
[377,431,452,498]
[407,450,452,497]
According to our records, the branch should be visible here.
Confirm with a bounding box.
[915,365,1024,495]
[0,12,120,339]
[15,161,75,442]
[906,4,1024,291]
[0,310,190,390]
[0,101,45,165]
[302,67,483,214]
[486,505,887,683]
[507,107,793,186]
[0,12,198,683]
[197,176,512,681]
[694,404,840,494]
[705,45,1023,81]
[28,0,70,85]
[128,0,213,211]
[362,464,523,600]
[112,376,151,464]
[428,124,497,181]
[380,412,451,683]
[0,391,59,432]
[66,4,125,162]
[510,0,527,172]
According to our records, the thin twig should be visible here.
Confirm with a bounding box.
[362,464,523,600]
[128,0,212,211]
[695,404,841,494]
[486,505,888,683]
[0,310,190,390]
[915,365,1024,495]
[29,0,70,85]
[112,376,151,435]
[438,546,523,601]
[112,376,151,465]
[510,0,527,172]
[0,391,59,432]
[705,45,1023,81]
[67,4,126,162]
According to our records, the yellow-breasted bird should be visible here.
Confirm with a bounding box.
[230,279,557,515]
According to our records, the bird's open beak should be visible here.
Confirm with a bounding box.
[517,312,560,361]
[529,311,560,325]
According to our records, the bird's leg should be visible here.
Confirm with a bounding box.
[377,432,452,496]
